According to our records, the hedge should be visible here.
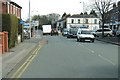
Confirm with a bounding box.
[2,14,18,48]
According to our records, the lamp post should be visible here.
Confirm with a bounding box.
[29,0,31,38]
[80,2,85,27]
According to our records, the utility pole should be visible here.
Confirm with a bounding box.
[80,2,85,27]
[29,0,31,38]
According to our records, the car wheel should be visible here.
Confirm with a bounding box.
[80,39,82,42]
[77,38,79,42]
[67,36,69,38]
[51,33,53,36]
[91,39,94,43]
[107,34,110,37]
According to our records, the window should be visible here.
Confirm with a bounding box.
[94,19,97,24]
[104,29,111,31]
[71,19,74,23]
[85,19,88,24]
[96,29,102,32]
[78,19,80,23]
[59,23,61,26]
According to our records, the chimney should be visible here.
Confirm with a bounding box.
[113,3,116,9]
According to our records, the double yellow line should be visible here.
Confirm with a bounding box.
[10,45,42,79]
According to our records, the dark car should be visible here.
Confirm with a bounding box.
[67,27,78,38]
[51,28,58,36]
[62,28,68,36]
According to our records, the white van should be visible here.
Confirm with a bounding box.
[77,28,95,42]
[42,25,52,35]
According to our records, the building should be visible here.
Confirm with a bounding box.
[105,1,120,30]
[1,0,22,19]
[1,0,22,44]
[66,14,100,30]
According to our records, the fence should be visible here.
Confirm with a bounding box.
[0,32,8,54]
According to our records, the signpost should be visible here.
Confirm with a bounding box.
[32,20,39,36]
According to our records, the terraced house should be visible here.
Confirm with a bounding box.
[1,0,22,50]
[1,0,22,18]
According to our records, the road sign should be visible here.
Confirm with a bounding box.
[20,20,25,24]
[23,23,30,26]
[23,23,30,28]
[32,21,39,26]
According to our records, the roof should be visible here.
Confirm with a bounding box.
[10,1,22,9]
[1,0,22,9]
[68,14,99,18]
[54,18,66,23]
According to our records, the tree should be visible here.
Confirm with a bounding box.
[47,13,60,24]
[80,12,83,15]
[62,12,67,19]
[84,12,88,15]
[90,9,98,17]
[93,0,114,37]
[31,15,51,29]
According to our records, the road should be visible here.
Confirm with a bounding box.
[6,35,118,78]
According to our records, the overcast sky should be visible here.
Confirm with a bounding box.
[12,0,119,20]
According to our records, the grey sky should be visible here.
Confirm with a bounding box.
[12,0,119,20]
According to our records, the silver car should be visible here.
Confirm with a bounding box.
[116,30,120,37]
[93,28,113,37]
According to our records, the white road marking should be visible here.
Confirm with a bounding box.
[87,49,95,53]
[78,43,116,66]
[98,54,116,66]
[79,43,95,54]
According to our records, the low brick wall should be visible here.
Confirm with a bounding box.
[0,32,4,53]
[0,32,8,54]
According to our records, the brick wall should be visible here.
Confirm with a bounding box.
[0,32,8,54]
[2,2,7,14]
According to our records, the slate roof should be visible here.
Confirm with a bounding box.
[68,14,99,18]
[10,1,22,9]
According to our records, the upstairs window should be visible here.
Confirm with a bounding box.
[94,19,97,24]
[78,19,80,23]
[71,19,74,23]
[85,19,88,24]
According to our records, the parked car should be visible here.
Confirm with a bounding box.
[62,28,68,36]
[23,29,30,39]
[116,30,120,37]
[92,28,113,37]
[77,28,95,42]
[112,29,117,36]
[91,30,96,37]
[67,27,78,38]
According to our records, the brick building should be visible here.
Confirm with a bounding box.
[1,0,22,19]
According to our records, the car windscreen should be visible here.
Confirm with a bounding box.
[81,31,91,34]
[69,28,78,33]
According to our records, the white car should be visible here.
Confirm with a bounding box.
[92,28,113,37]
[77,29,95,42]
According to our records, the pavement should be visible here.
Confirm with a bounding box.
[96,36,120,46]
[0,33,42,79]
